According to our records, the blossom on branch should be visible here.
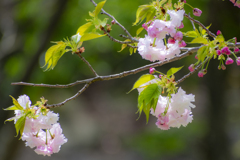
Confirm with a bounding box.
[150,88,195,130]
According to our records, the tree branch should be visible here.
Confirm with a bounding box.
[11,46,200,88]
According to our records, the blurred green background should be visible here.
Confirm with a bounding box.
[1,0,240,160]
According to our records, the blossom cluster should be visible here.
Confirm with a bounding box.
[151,87,195,130]
[137,9,186,62]
[230,0,240,8]
[11,95,67,156]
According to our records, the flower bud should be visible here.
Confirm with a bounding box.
[225,57,234,65]
[179,40,186,47]
[188,64,195,72]
[221,64,226,70]
[216,30,222,36]
[193,8,202,16]
[234,47,239,53]
[149,67,156,74]
[221,46,231,55]
[168,37,175,44]
[198,69,207,77]
[216,49,222,55]
[174,31,183,41]
[111,20,115,25]
[236,57,240,65]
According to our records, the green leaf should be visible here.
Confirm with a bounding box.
[76,22,93,35]
[80,33,105,42]
[133,5,156,25]
[43,41,66,71]
[4,115,21,123]
[138,84,162,122]
[15,116,26,138]
[128,74,156,93]
[118,39,131,52]
[136,27,144,36]
[197,46,209,62]
[184,31,198,38]
[166,66,184,78]
[94,0,106,17]
[190,37,208,44]
[215,35,225,43]
[9,95,23,110]
[4,105,20,111]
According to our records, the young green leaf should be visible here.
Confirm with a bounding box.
[9,95,23,110]
[190,37,208,44]
[138,84,162,122]
[128,74,156,93]
[76,22,93,35]
[15,116,26,138]
[4,105,20,111]
[94,0,106,17]
[166,66,184,78]
[197,46,209,62]
[43,41,66,71]
[80,33,105,42]
[133,5,156,25]
[136,27,144,36]
[184,31,198,38]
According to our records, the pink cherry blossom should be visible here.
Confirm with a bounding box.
[230,0,236,3]
[225,57,234,65]
[174,31,183,41]
[221,46,231,55]
[198,70,205,77]
[150,88,195,130]
[234,0,240,8]
[193,8,202,16]
[179,40,186,47]
[167,10,185,27]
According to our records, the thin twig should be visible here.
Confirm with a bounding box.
[101,28,135,44]
[46,83,91,109]
[176,63,202,84]
[90,0,138,43]
[184,13,216,38]
[76,53,99,77]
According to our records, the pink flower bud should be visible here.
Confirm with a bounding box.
[221,47,231,55]
[221,64,226,70]
[188,64,195,72]
[230,0,236,4]
[225,57,234,65]
[216,49,222,55]
[149,67,156,74]
[174,31,183,41]
[178,22,184,29]
[198,69,207,77]
[159,74,162,79]
[234,37,237,44]
[168,37,175,44]
[142,23,148,30]
[236,57,240,65]
[216,30,222,36]
[179,40,187,47]
[195,54,198,59]
[234,47,239,52]
[111,20,115,25]
[193,8,202,16]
